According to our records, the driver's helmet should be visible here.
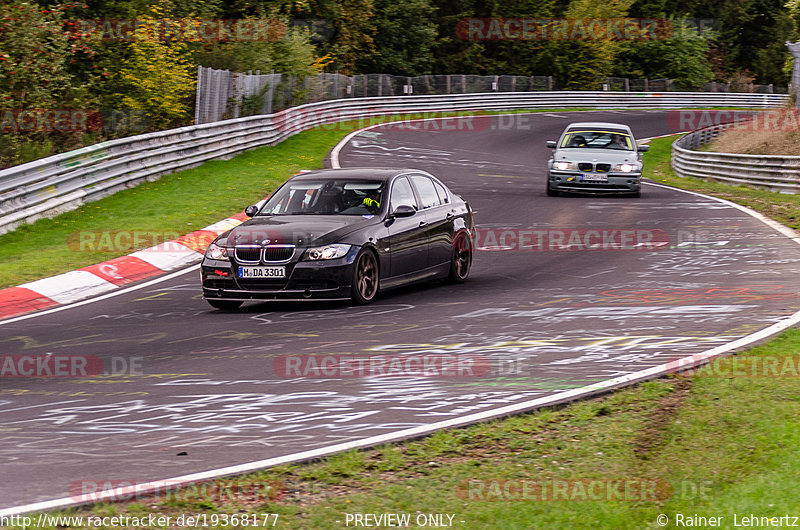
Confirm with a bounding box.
[570,134,586,147]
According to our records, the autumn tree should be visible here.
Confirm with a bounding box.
[548,0,635,89]
[115,2,195,130]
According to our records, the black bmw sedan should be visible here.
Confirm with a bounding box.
[201,168,475,309]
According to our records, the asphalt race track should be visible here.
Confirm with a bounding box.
[3,110,800,512]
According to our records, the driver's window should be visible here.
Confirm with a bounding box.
[390,177,418,211]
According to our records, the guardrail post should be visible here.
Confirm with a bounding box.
[266,70,275,114]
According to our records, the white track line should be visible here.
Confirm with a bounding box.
[5,113,798,517]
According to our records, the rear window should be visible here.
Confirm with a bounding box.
[390,177,418,210]
[410,176,440,209]
[433,180,449,204]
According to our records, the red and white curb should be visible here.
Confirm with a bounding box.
[0,212,249,320]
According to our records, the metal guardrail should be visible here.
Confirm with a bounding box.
[672,121,800,193]
[0,91,789,235]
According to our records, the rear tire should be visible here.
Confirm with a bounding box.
[448,231,473,283]
[351,249,379,305]
[207,299,243,310]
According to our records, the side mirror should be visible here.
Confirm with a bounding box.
[244,205,260,217]
[637,145,650,152]
[546,141,556,149]
[391,205,416,218]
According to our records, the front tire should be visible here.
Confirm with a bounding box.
[351,249,379,305]
[448,231,473,283]
[206,299,243,310]
[546,181,559,196]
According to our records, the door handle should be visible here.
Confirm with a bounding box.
[419,221,427,227]
[446,213,455,220]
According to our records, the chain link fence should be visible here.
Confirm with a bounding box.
[195,67,788,124]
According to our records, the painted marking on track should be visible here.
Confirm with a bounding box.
[133,292,170,302]
[478,174,525,178]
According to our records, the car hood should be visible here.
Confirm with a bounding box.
[554,148,638,164]
[219,215,377,247]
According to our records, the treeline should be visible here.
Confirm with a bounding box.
[0,0,796,167]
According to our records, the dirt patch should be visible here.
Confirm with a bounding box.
[632,377,694,460]
[707,123,800,156]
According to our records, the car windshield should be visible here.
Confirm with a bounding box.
[560,130,634,150]
[258,179,385,216]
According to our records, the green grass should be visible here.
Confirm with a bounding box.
[23,330,800,529]
[643,135,800,231]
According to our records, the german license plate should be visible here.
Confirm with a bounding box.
[239,266,286,279]
[581,174,608,182]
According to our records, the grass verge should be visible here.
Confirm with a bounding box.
[21,329,800,529]
[643,134,800,230]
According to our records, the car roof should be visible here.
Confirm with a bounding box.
[290,168,430,182]
[564,122,633,133]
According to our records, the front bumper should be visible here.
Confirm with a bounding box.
[201,247,359,301]
[548,170,641,193]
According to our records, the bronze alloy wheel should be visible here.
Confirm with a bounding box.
[352,250,379,304]
[449,231,472,283]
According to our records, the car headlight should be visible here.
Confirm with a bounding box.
[304,244,352,261]
[205,243,228,260]
[613,163,636,173]
[553,161,577,171]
